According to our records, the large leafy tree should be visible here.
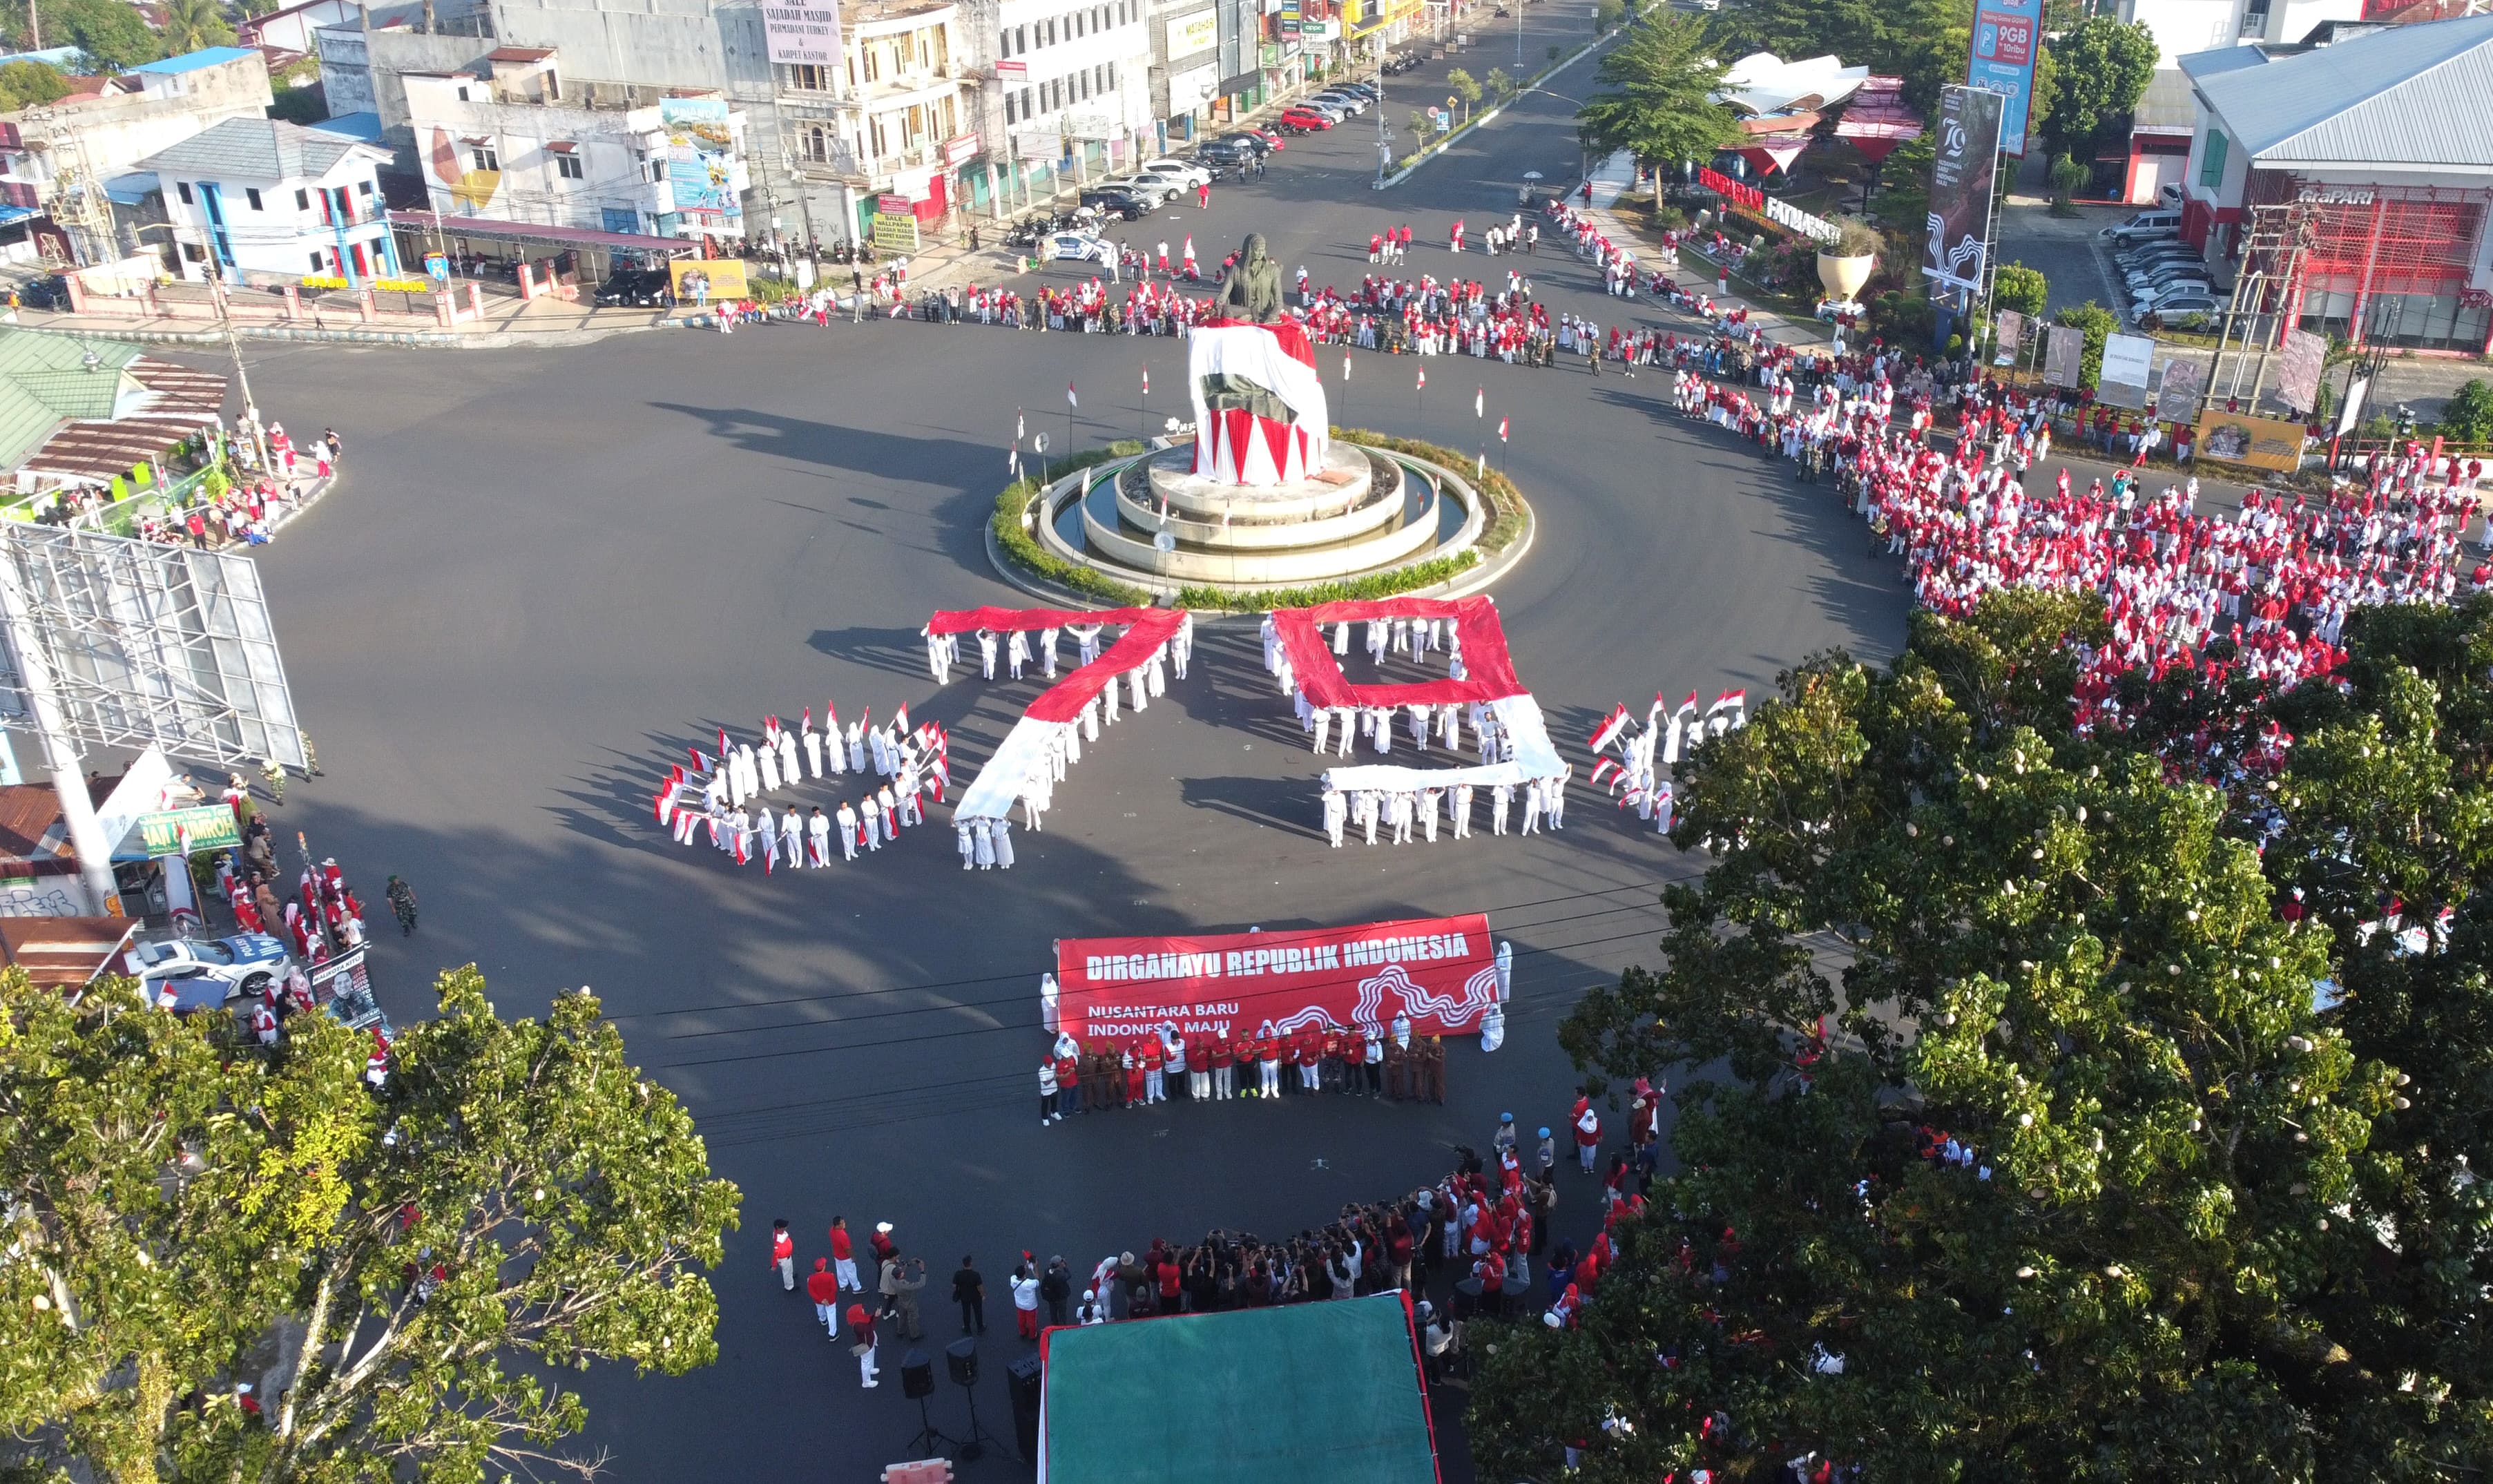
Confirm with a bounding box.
[0,966,739,1484]
[156,0,235,58]
[49,0,160,70]
[2041,16,2157,161]
[1577,12,1742,173]
[1470,591,2493,1480]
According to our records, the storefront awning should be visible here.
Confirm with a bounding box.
[387,211,700,253]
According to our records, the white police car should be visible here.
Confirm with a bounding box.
[135,933,292,1010]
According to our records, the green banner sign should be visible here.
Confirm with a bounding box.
[137,804,240,857]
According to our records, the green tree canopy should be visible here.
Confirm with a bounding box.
[0,58,71,112]
[1467,591,2493,1481]
[2043,15,2157,160]
[1577,12,1742,172]
[2436,379,2493,443]
[156,0,236,58]
[50,0,161,70]
[1994,260,2049,320]
[2054,299,2120,387]
[0,965,739,1483]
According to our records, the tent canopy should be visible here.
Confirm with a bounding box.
[1039,1291,1438,1484]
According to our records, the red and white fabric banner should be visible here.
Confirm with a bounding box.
[929,606,1190,824]
[1053,913,1502,1039]
[1187,320,1331,485]
[1270,595,1526,709]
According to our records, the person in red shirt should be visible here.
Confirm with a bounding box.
[1341,1028,1367,1097]
[847,1302,879,1388]
[1186,1033,1212,1099]
[1296,1025,1322,1094]
[1473,1248,1507,1319]
[805,1257,840,1333]
[829,1217,859,1293]
[1054,1043,1081,1112]
[770,1219,795,1291]
[1319,1025,1345,1093]
[1572,1090,1602,1174]
[1139,1032,1165,1104]
[1124,1042,1147,1106]
[1210,1033,1235,1099]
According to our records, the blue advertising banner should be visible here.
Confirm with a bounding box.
[1967,0,2041,157]
[659,97,737,216]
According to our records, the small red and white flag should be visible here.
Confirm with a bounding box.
[731,826,750,866]
[1017,412,1026,441]
[1708,688,1748,723]
[1590,757,1621,787]
[894,702,911,736]
[717,726,731,760]
[1416,366,1426,390]
[800,706,811,734]
[1499,416,1510,443]
[1067,382,1079,408]
[1588,703,1631,754]
[1342,354,1351,380]
[687,744,713,773]
[825,702,840,735]
[655,769,682,824]
[1474,386,1484,418]
[1141,366,1149,395]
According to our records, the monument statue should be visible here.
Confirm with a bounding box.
[1215,232,1284,323]
[1187,228,1329,487]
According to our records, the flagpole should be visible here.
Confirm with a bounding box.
[1342,352,1351,435]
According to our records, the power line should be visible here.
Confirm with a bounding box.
[660,897,1665,1045]
[649,923,1671,1075]
[612,878,1669,1025]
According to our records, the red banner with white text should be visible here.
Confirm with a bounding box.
[1054,914,1499,1040]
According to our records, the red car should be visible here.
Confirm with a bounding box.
[1279,107,1334,131]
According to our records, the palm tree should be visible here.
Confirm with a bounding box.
[155,0,236,58]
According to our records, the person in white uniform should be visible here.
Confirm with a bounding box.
[778,729,801,789]
[837,802,860,860]
[1492,782,1513,836]
[809,807,832,866]
[782,808,804,868]
[847,722,867,773]
[758,739,781,794]
[1521,778,1545,834]
[1322,784,1347,847]
[1452,782,1474,838]
[804,719,825,778]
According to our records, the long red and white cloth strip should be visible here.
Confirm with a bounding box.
[938,607,1189,822]
[1187,321,1330,484]
[1269,595,1562,782]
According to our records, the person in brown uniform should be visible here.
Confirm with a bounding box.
[1420,1034,1446,1103]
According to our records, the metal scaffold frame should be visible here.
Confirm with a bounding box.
[0,523,307,775]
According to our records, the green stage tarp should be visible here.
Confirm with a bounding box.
[1039,1291,1437,1484]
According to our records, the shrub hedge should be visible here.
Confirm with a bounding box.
[988,433,1530,612]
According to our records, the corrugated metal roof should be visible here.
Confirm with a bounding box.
[131,115,385,184]
[129,46,260,75]
[0,331,146,472]
[0,916,138,989]
[2184,13,2493,168]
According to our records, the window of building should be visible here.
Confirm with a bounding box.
[788,63,829,90]
[177,181,193,204]
[246,187,263,210]
[293,187,309,209]
[555,153,584,179]
[999,28,1013,55]
[1019,86,1033,117]
[473,145,499,172]
[649,158,666,182]
[1017,24,1028,50]
[1005,93,1018,124]
[800,124,832,162]
[1045,18,1056,44]
[358,178,374,195]
[2199,128,2227,188]
[180,240,203,262]
[308,251,325,271]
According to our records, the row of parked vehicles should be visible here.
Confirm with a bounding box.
[1276,77,1378,133]
[2099,206,2223,329]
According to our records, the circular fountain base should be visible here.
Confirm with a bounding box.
[1032,437,1503,597]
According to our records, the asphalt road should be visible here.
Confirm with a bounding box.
[218,36,1916,1480]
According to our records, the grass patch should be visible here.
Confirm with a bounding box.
[991,441,1155,605]
[1174,552,1482,612]
[1334,427,1529,552]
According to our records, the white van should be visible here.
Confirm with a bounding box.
[2101,209,2181,244]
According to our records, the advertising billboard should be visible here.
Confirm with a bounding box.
[2042,322,2083,386]
[760,0,840,66]
[1053,914,1501,1039]
[1922,86,2003,293]
[2278,329,2327,415]
[2097,331,2157,408]
[1967,0,2042,156]
[2196,412,2309,472]
[659,97,737,216]
[2155,355,2206,423]
[667,258,749,302]
[1166,8,1219,56]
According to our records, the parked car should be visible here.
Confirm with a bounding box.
[595,269,673,307]
[16,273,70,309]
[1292,97,1349,119]
[1335,81,1380,102]
[137,933,292,1008]
[1217,130,1279,155]
[1079,187,1151,221]
[2133,292,2222,324]
[2101,209,2182,244]
[1279,107,1336,131]
[1137,156,1212,190]
[1308,89,1369,114]
[2116,245,2203,274]
[2128,264,2215,292]
[1099,172,1176,204]
[1046,230,1113,263]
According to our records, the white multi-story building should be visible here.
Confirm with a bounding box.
[992,0,1154,184]
[778,0,982,242]
[135,116,396,284]
[401,47,747,241]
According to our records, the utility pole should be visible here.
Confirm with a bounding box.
[26,0,38,50]
[212,280,271,474]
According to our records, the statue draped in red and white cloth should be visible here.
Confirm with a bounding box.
[1188,316,1331,486]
